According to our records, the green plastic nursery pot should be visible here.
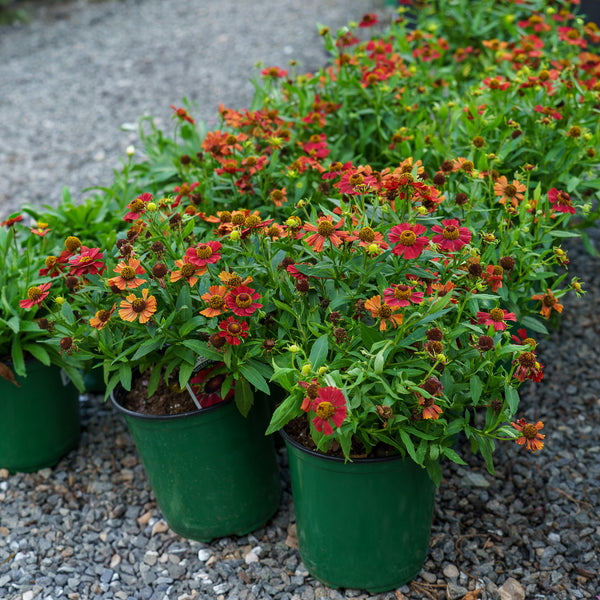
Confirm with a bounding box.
[282,430,436,593]
[111,386,281,542]
[0,360,80,472]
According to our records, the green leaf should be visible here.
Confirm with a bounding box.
[520,315,548,335]
[308,334,329,370]
[235,377,254,417]
[10,335,25,377]
[6,316,19,334]
[399,430,420,465]
[478,436,496,474]
[22,343,51,366]
[147,365,162,398]
[442,446,467,465]
[119,363,132,391]
[131,337,165,361]
[178,361,195,389]
[265,394,299,435]
[505,385,520,415]
[239,363,270,394]
[470,375,482,404]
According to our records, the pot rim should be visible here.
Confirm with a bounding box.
[279,427,404,465]
[110,382,234,422]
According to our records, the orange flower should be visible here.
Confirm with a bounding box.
[118,288,157,324]
[302,215,349,252]
[494,176,526,208]
[108,258,146,290]
[417,393,442,420]
[511,419,545,452]
[200,285,229,317]
[170,259,206,286]
[219,270,253,289]
[531,288,563,319]
[89,304,116,330]
[364,295,403,331]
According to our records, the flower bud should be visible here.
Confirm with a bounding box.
[230,229,241,241]
[301,363,312,376]
[54,296,65,305]
[318,366,328,376]
[146,202,158,212]
[288,344,300,353]
[126,145,135,156]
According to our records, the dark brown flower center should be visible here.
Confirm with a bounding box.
[378,304,393,318]
[236,293,253,308]
[349,174,364,186]
[358,227,375,243]
[27,286,43,301]
[443,225,460,240]
[219,211,232,223]
[245,215,261,227]
[518,352,537,368]
[196,245,213,259]
[181,264,196,278]
[306,384,320,399]
[317,221,335,237]
[227,323,242,335]
[399,230,417,246]
[98,309,112,322]
[131,299,147,313]
[489,308,505,321]
[120,266,136,280]
[209,295,225,309]
[394,285,412,300]
[542,294,556,307]
[226,275,242,288]
[504,184,517,197]
[316,401,335,419]
[522,424,539,440]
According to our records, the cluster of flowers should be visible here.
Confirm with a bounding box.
[2,0,595,481]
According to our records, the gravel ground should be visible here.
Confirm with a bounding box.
[1,1,600,599]
[0,0,383,220]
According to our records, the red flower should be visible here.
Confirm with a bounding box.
[189,364,235,408]
[431,219,471,252]
[477,308,517,332]
[417,393,442,420]
[170,105,195,124]
[30,222,51,237]
[364,295,404,331]
[69,247,105,277]
[19,282,51,309]
[547,188,576,215]
[39,249,71,278]
[124,193,153,222]
[511,419,545,452]
[261,66,288,78]
[388,223,429,259]
[311,387,347,436]
[358,13,378,28]
[218,317,249,346]
[303,216,349,252]
[185,241,222,268]
[383,284,424,308]
[483,264,504,293]
[513,352,544,383]
[225,285,263,317]
[1,215,23,228]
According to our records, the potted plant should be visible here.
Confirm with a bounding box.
[227,158,584,591]
[49,194,281,541]
[0,215,85,472]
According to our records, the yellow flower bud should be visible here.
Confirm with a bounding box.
[318,366,328,376]
[417,206,429,215]
[301,363,312,376]
[230,229,241,241]
[54,296,65,305]
[146,202,158,212]
[288,344,300,353]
